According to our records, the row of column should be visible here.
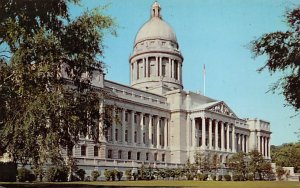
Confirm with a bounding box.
[103,108,169,149]
[131,56,181,82]
[191,117,236,152]
[191,117,254,154]
[257,134,271,158]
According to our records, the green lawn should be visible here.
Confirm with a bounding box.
[0,181,299,187]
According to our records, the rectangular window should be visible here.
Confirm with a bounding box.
[115,129,118,141]
[128,151,131,160]
[134,114,137,123]
[146,153,149,161]
[134,131,137,143]
[137,152,140,160]
[125,112,128,122]
[162,154,165,162]
[125,130,128,142]
[143,117,145,125]
[118,150,122,159]
[154,153,157,161]
[143,133,146,144]
[162,64,166,76]
[81,145,86,156]
[94,146,98,157]
[107,149,112,159]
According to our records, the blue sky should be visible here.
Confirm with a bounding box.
[71,0,300,146]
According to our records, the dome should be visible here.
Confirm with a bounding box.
[134,2,177,45]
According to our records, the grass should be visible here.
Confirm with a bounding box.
[0,180,299,187]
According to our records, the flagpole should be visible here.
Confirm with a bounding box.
[203,64,206,96]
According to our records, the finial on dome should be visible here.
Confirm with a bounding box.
[151,1,161,18]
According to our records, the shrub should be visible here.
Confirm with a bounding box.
[247,174,254,181]
[125,169,132,180]
[18,167,35,182]
[75,169,86,181]
[211,175,216,181]
[186,173,194,180]
[197,174,208,181]
[46,167,68,182]
[217,175,222,181]
[116,171,123,181]
[224,174,231,181]
[104,170,111,181]
[91,170,100,181]
[111,169,118,181]
[232,174,243,181]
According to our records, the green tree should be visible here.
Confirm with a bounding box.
[271,142,300,173]
[251,6,300,112]
[91,170,100,181]
[228,152,248,180]
[248,150,265,180]
[0,0,115,179]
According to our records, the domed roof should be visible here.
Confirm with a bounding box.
[134,2,177,45]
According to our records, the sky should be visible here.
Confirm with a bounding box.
[70,0,300,146]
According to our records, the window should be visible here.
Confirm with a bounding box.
[143,133,146,144]
[137,152,141,160]
[162,64,166,76]
[81,145,86,156]
[134,114,137,123]
[125,130,128,142]
[134,131,137,143]
[152,134,154,144]
[94,146,99,157]
[143,117,145,125]
[115,129,118,141]
[107,149,112,159]
[128,151,132,160]
[154,153,157,161]
[146,153,149,161]
[162,154,165,162]
[125,112,128,122]
[174,61,178,80]
[118,150,122,159]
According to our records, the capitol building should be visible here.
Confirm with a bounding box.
[73,2,272,175]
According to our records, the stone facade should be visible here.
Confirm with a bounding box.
[71,2,272,177]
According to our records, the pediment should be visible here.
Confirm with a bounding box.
[206,101,237,118]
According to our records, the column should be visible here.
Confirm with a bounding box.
[156,56,158,76]
[149,115,153,147]
[215,120,218,150]
[262,136,265,157]
[241,134,245,152]
[164,118,168,149]
[122,109,126,144]
[221,121,225,151]
[245,135,248,153]
[209,118,212,150]
[140,113,144,146]
[159,57,162,76]
[257,133,261,153]
[268,137,271,158]
[156,116,160,148]
[169,58,172,77]
[192,118,196,147]
[232,124,236,152]
[146,57,149,77]
[178,63,181,82]
[264,137,267,158]
[171,59,174,78]
[131,111,135,145]
[201,117,206,149]
[226,123,230,151]
[112,108,116,143]
[98,100,105,142]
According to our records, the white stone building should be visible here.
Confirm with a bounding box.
[73,2,272,175]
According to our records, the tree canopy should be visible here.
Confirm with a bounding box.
[251,6,300,113]
[0,0,115,176]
